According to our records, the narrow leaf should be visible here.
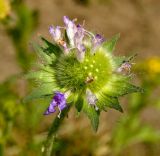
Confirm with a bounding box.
[98,94,123,112]
[103,33,120,53]
[23,83,56,103]
[103,75,144,97]
[32,42,52,64]
[75,94,84,112]
[114,56,126,67]
[41,37,62,56]
[83,102,100,132]
[25,71,55,83]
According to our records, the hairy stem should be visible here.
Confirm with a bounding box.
[42,108,70,156]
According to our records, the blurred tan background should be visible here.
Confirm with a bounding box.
[1,0,160,81]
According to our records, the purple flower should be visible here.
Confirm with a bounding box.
[49,26,62,42]
[86,89,98,110]
[74,24,86,61]
[44,91,67,118]
[74,24,85,44]
[49,25,69,52]
[76,44,85,62]
[117,62,132,75]
[63,16,77,47]
[92,34,105,52]
[63,16,86,61]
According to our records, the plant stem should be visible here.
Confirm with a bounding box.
[42,108,70,156]
[0,144,4,156]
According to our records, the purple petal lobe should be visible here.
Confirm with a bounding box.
[63,16,77,47]
[74,24,85,45]
[74,24,86,61]
[76,44,85,62]
[92,34,105,52]
[44,91,67,116]
[63,16,70,25]
[44,99,56,115]
[49,26,62,42]
[58,100,67,110]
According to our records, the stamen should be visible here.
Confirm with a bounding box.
[57,106,61,118]
[84,30,95,38]
[58,26,66,29]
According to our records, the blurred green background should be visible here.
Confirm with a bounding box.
[0,0,160,156]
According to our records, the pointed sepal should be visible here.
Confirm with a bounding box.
[83,102,100,132]
[102,33,120,53]
[41,37,62,57]
[23,83,57,103]
[97,93,123,112]
[103,75,144,97]
[75,94,84,112]
[32,42,52,64]
[25,71,55,83]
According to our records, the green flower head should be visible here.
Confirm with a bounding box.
[25,16,143,131]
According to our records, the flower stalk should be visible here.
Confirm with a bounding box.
[42,107,70,156]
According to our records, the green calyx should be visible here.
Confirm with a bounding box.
[25,35,143,131]
[54,48,114,92]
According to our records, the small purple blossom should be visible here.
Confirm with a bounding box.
[117,62,132,75]
[49,16,106,62]
[63,17,86,61]
[74,24,86,61]
[49,26,69,52]
[76,44,85,62]
[92,34,105,52]
[86,89,98,111]
[44,91,67,118]
[63,16,77,47]
[74,24,85,44]
[49,26,62,42]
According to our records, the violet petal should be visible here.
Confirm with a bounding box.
[49,26,62,42]
[44,91,67,115]
[44,100,56,115]
[63,16,77,47]
[92,34,105,51]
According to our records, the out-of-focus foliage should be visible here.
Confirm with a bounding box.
[1,0,38,72]
[0,0,40,155]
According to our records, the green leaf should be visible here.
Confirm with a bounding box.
[41,37,62,56]
[75,94,84,112]
[32,42,52,64]
[102,33,120,53]
[83,102,100,132]
[23,83,56,103]
[25,71,55,83]
[37,64,55,73]
[97,93,123,112]
[114,56,126,67]
[103,75,144,97]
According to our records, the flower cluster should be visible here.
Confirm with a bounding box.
[49,16,104,61]
[25,16,143,131]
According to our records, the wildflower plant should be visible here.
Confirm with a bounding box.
[25,16,143,155]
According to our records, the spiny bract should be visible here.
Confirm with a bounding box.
[25,16,143,131]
